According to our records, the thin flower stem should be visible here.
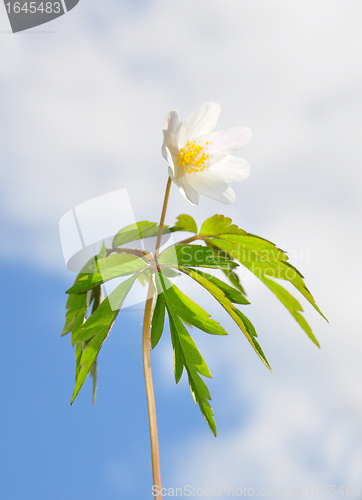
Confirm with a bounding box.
[155,176,172,260]
[142,277,162,498]
[142,175,172,498]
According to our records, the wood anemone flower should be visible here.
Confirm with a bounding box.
[162,102,252,205]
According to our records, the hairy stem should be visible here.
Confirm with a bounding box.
[155,177,172,260]
[143,176,172,498]
[142,278,162,497]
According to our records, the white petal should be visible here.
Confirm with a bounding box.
[203,126,252,155]
[177,175,200,205]
[209,156,250,182]
[163,146,175,173]
[162,110,182,159]
[168,165,175,181]
[178,102,221,146]
[188,170,236,204]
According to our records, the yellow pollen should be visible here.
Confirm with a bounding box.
[177,140,209,173]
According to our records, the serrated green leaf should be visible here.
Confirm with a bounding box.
[150,294,166,349]
[63,247,111,338]
[68,286,104,345]
[91,359,98,406]
[67,254,149,294]
[222,268,246,295]
[233,309,257,337]
[75,342,83,380]
[179,267,272,371]
[186,368,216,436]
[62,292,87,336]
[70,274,138,404]
[168,311,184,383]
[159,244,238,270]
[169,312,212,378]
[187,269,249,305]
[61,316,76,336]
[90,285,104,315]
[247,335,272,372]
[172,214,198,234]
[156,273,227,336]
[167,306,216,435]
[261,277,320,347]
[200,214,247,236]
[71,319,116,405]
[73,274,139,344]
[208,238,303,286]
[293,282,328,322]
[112,221,171,247]
[208,236,326,342]
[217,234,289,262]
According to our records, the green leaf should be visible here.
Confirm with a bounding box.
[150,293,166,349]
[167,311,184,383]
[167,306,216,435]
[169,312,212,379]
[222,268,246,295]
[70,274,139,404]
[204,239,247,295]
[112,221,170,247]
[208,235,326,342]
[207,237,303,288]
[200,214,247,236]
[216,233,289,262]
[98,241,107,259]
[246,335,272,372]
[159,267,180,278]
[90,359,98,406]
[261,277,320,347]
[61,316,76,336]
[233,309,257,337]
[73,274,139,344]
[187,368,216,436]
[62,246,111,338]
[63,247,107,406]
[67,254,149,294]
[179,267,272,371]
[90,284,104,315]
[62,292,87,336]
[156,273,227,336]
[159,244,238,270]
[292,282,328,322]
[171,214,198,234]
[75,341,83,380]
[187,269,249,305]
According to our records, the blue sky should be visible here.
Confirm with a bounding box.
[1,1,362,498]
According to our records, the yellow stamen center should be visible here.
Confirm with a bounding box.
[177,141,210,173]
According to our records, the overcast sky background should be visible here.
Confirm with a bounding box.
[1,1,361,498]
